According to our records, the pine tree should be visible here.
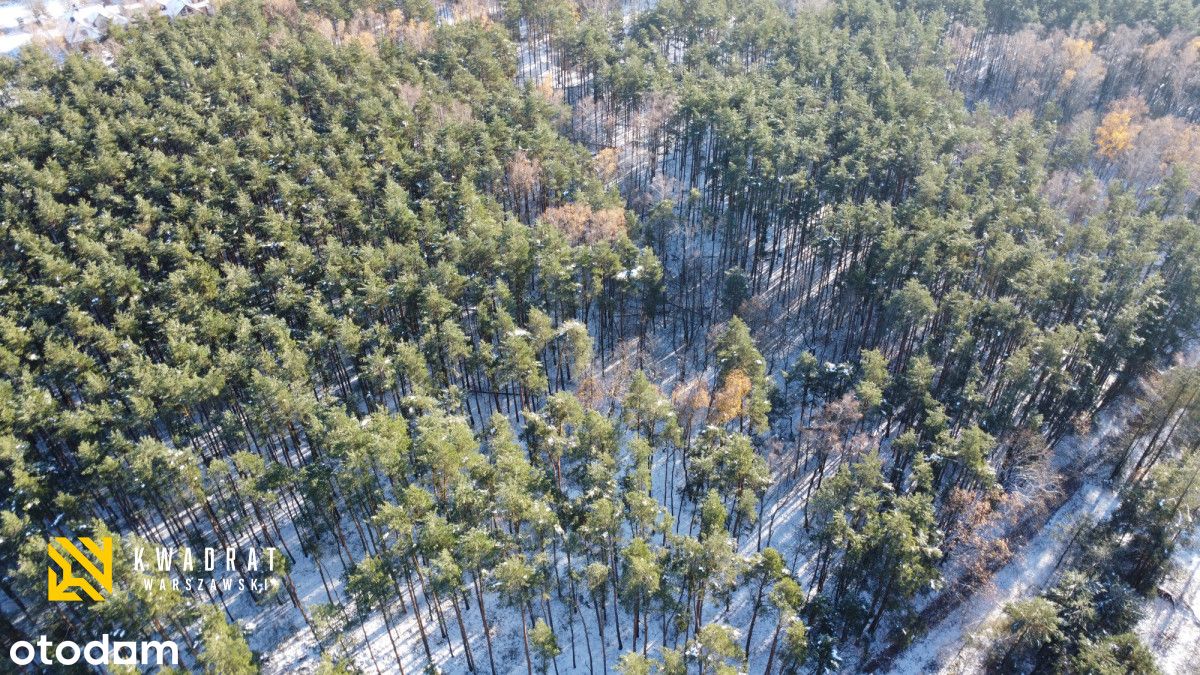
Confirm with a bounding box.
[619,537,661,654]
[713,318,771,432]
[530,618,562,674]
[763,577,805,675]
[743,547,786,657]
[197,607,257,675]
[496,554,538,675]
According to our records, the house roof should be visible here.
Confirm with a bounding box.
[63,17,101,43]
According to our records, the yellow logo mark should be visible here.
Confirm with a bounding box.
[48,537,113,602]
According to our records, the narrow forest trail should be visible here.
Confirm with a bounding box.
[886,346,1200,674]
[1136,533,1200,675]
[885,481,1120,673]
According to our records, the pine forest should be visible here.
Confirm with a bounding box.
[2,0,1200,672]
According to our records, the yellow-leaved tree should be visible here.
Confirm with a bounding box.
[1061,37,1093,85]
[709,368,752,425]
[1095,98,1146,159]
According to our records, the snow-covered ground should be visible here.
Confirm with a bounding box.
[0,0,67,53]
[886,481,1120,674]
[0,0,155,54]
[1137,530,1200,675]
